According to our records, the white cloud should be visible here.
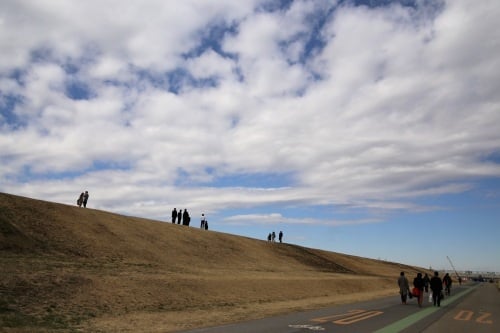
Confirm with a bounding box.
[224,212,383,226]
[1,0,500,225]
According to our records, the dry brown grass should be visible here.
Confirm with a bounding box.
[0,192,429,332]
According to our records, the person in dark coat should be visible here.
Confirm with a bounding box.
[443,273,452,296]
[413,273,425,307]
[279,231,283,243]
[177,210,182,224]
[429,271,443,307]
[77,192,84,207]
[171,208,177,224]
[82,191,89,208]
[423,273,430,293]
[182,209,190,226]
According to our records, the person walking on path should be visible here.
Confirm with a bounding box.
[279,231,283,243]
[200,213,206,229]
[171,208,178,224]
[77,192,84,207]
[82,191,89,208]
[430,271,443,307]
[398,272,410,304]
[423,273,430,293]
[413,273,425,307]
[443,273,452,296]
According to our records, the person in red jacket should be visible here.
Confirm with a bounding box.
[413,272,425,307]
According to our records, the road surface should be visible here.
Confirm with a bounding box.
[181,282,498,332]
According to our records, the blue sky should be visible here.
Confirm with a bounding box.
[1,0,499,272]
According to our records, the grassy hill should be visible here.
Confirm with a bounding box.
[0,192,427,332]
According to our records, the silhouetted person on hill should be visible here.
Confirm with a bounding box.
[182,209,190,226]
[267,233,271,242]
[77,192,84,207]
[279,231,283,243]
[177,210,182,224]
[82,191,89,208]
[271,231,276,242]
[430,271,443,307]
[172,208,177,224]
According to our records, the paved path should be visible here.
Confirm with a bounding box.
[180,282,498,332]
[417,282,497,333]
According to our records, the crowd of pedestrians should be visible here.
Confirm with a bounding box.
[398,270,453,308]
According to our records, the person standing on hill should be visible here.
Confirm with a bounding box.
[279,231,283,243]
[398,272,410,304]
[200,213,206,229]
[430,271,443,307]
[171,208,177,224]
[177,210,182,224]
[413,273,425,307]
[77,192,84,207]
[182,209,190,226]
[82,191,89,208]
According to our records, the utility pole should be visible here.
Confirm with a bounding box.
[447,256,461,280]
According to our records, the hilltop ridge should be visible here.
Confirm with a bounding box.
[0,192,426,332]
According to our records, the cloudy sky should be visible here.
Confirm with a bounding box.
[1,0,499,272]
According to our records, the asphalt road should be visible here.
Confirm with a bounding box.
[180,282,498,333]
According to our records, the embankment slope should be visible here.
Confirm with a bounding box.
[0,192,426,332]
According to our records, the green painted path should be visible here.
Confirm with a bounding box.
[374,284,479,333]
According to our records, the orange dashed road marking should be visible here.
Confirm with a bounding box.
[476,312,493,324]
[311,309,383,325]
[455,310,493,324]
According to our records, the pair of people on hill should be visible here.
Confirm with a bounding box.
[77,191,89,208]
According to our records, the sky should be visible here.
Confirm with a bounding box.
[1,0,499,273]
